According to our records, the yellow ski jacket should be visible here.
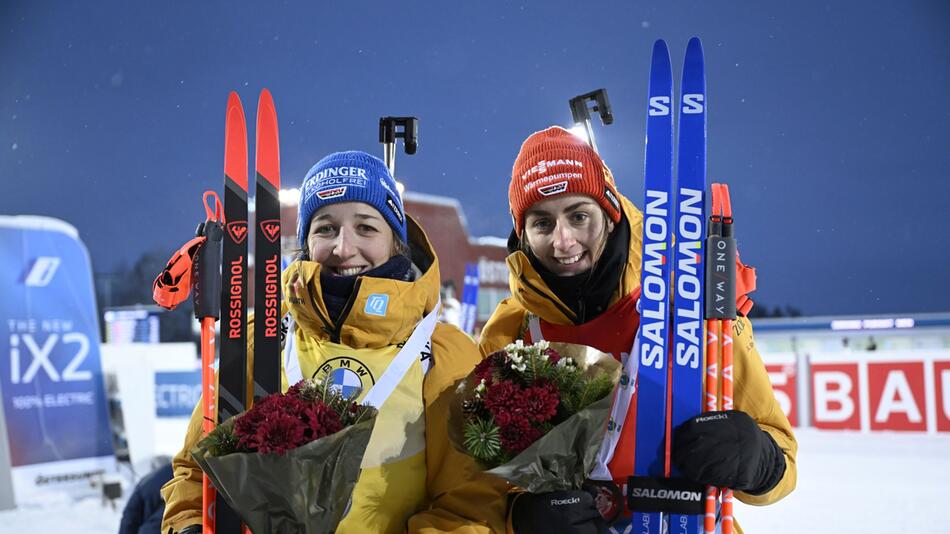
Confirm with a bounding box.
[161,217,508,533]
[479,193,797,533]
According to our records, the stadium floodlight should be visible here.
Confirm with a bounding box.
[279,187,300,205]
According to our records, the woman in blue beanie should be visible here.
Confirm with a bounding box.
[161,151,508,534]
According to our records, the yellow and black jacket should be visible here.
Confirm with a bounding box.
[161,217,508,534]
[479,193,797,534]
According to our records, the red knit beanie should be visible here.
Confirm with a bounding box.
[509,126,622,236]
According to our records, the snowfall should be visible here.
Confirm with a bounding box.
[2,428,948,533]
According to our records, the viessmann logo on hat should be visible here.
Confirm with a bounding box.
[521,159,584,181]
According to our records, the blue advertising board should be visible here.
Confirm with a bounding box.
[155,370,201,418]
[0,216,114,500]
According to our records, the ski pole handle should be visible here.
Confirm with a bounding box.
[193,221,224,320]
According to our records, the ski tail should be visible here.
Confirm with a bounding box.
[670,36,707,534]
[632,38,674,534]
[252,88,282,401]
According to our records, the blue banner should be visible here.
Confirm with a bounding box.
[155,370,201,417]
[0,217,114,467]
[459,263,480,335]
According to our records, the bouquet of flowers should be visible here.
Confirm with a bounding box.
[449,340,621,493]
[191,377,378,534]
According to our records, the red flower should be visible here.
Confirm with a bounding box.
[498,416,542,455]
[520,381,559,423]
[483,380,525,419]
[255,412,306,455]
[306,402,343,439]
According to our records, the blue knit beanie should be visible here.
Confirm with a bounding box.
[297,151,408,249]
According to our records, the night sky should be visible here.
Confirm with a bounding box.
[2,1,948,316]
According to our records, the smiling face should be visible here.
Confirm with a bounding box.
[306,202,396,276]
[522,194,614,276]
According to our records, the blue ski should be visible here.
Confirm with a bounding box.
[670,36,707,534]
[632,38,674,534]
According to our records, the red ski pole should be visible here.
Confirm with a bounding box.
[703,183,738,534]
[154,191,223,534]
[702,185,723,534]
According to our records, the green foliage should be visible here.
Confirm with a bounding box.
[201,421,240,457]
[463,417,501,462]
[294,377,377,426]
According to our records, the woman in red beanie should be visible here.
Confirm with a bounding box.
[478,126,797,534]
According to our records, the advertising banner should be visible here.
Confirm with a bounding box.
[0,216,115,503]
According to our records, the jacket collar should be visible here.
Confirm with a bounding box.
[282,215,441,348]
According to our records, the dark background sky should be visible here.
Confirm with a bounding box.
[2,1,948,316]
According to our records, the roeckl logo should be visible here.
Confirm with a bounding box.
[695,413,729,423]
[317,186,347,200]
[259,220,281,243]
[550,497,581,506]
[226,221,248,244]
[22,257,61,287]
[538,182,569,196]
[521,159,583,181]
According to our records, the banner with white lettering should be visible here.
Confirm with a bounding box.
[809,350,950,433]
[0,216,115,503]
[155,370,201,417]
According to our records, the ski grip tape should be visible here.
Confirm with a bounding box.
[193,221,224,320]
[704,235,737,320]
[627,476,706,515]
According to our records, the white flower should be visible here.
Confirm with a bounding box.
[505,340,525,353]
[474,379,487,398]
[537,340,550,351]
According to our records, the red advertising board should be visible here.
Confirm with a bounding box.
[867,361,927,431]
[764,357,798,427]
[935,360,950,433]
[811,362,861,430]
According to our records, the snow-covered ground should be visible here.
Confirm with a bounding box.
[735,428,950,533]
[2,428,948,533]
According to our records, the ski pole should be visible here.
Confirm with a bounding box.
[703,187,723,534]
[718,185,736,534]
[703,183,737,534]
[153,191,224,534]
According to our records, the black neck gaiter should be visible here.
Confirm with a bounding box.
[319,254,414,323]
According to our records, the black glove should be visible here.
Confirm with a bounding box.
[672,410,786,495]
[511,484,611,534]
[172,525,201,534]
